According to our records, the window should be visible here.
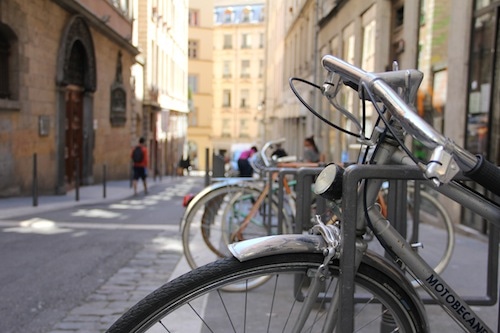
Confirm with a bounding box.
[239,119,249,138]
[223,34,233,49]
[188,75,198,93]
[467,12,494,157]
[188,40,199,59]
[189,107,198,126]
[111,0,131,18]
[395,5,404,28]
[223,60,232,78]
[240,89,249,108]
[241,60,250,78]
[189,9,199,26]
[258,89,264,108]
[329,35,339,57]
[259,33,264,48]
[241,33,251,49]
[258,59,264,78]
[224,8,233,23]
[0,31,11,98]
[222,89,231,107]
[222,118,231,137]
[0,23,18,101]
[241,7,252,22]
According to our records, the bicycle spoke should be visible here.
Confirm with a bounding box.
[217,289,237,333]
[266,275,279,332]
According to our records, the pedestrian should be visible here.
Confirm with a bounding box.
[131,137,148,195]
[237,146,257,177]
[177,156,191,176]
[303,136,324,163]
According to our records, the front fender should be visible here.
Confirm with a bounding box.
[229,234,327,261]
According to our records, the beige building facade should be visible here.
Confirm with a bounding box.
[187,0,214,172]
[0,0,138,196]
[211,2,266,158]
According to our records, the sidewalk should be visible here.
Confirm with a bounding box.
[1,176,497,331]
[0,176,179,220]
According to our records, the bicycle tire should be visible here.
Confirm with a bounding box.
[106,253,427,332]
[182,183,292,270]
[379,185,455,286]
[407,187,455,275]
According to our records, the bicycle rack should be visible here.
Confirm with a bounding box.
[339,164,500,332]
[275,168,299,232]
[261,167,326,234]
[257,163,499,331]
[295,167,325,231]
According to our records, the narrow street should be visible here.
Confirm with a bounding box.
[0,177,204,333]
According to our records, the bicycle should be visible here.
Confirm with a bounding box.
[181,141,455,282]
[180,138,301,271]
[107,56,500,332]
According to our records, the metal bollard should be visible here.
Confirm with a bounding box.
[204,148,210,186]
[32,153,38,207]
[75,158,79,201]
[103,164,107,198]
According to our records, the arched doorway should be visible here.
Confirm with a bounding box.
[56,16,96,193]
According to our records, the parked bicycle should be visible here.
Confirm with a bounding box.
[181,140,454,284]
[179,138,300,271]
[107,56,499,332]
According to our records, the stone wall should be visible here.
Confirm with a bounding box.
[0,0,137,196]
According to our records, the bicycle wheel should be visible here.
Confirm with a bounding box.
[379,184,454,283]
[407,186,454,277]
[107,253,427,332]
[220,186,292,244]
[182,183,292,270]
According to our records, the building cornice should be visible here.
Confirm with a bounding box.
[52,0,140,56]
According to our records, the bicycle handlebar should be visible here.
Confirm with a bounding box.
[260,138,286,167]
[321,55,500,196]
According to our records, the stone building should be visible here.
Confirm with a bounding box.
[263,0,498,231]
[0,0,139,196]
[264,0,420,162]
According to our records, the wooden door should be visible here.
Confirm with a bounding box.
[65,87,84,186]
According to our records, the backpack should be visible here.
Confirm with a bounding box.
[132,146,144,163]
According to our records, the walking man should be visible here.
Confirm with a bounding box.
[131,137,148,195]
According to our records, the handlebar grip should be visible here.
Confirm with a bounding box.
[464,155,500,197]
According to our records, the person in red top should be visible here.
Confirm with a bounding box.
[131,137,148,195]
